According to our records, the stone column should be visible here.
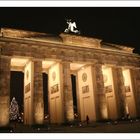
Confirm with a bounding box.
[62,61,74,122]
[115,67,126,118]
[33,60,44,124]
[130,68,140,116]
[95,64,107,120]
[0,56,11,126]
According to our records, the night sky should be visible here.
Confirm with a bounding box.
[0,7,140,54]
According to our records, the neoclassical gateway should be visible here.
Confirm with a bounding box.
[0,28,140,126]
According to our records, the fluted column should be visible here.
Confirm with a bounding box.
[115,67,126,118]
[95,64,107,120]
[33,60,44,124]
[129,68,140,117]
[62,61,74,122]
[0,56,11,126]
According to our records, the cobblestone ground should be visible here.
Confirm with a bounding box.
[1,119,140,133]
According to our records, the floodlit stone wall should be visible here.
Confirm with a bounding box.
[0,28,140,126]
[77,65,97,121]
[48,63,64,123]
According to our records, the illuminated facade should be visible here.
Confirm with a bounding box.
[0,28,140,126]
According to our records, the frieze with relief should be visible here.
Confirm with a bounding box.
[82,85,89,93]
[25,83,30,93]
[51,84,59,94]
[105,85,112,93]
[125,86,131,93]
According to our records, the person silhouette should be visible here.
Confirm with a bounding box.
[86,115,89,125]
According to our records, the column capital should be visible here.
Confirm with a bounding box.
[61,60,71,65]
[121,65,138,70]
[115,65,123,69]
[31,58,43,62]
[95,61,103,65]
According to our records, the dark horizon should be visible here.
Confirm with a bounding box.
[0,7,140,54]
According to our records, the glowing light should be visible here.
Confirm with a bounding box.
[34,102,44,124]
[81,67,85,70]
[42,60,56,69]
[65,100,74,121]
[79,123,82,127]
[114,121,118,124]
[11,58,29,67]
[107,122,111,125]
[100,106,108,120]
[0,96,9,127]
[70,63,85,71]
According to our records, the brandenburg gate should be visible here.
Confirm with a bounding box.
[0,28,140,126]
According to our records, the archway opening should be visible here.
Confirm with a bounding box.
[71,74,78,114]
[42,73,49,123]
[10,71,24,123]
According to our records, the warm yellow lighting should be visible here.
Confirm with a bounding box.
[34,102,44,124]
[102,65,110,70]
[42,60,56,69]
[0,96,9,126]
[102,65,113,87]
[70,63,85,71]
[65,100,74,121]
[122,69,131,87]
[100,106,108,119]
[11,58,29,67]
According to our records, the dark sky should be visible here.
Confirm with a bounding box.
[0,7,140,54]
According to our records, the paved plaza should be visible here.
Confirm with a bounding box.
[1,119,140,133]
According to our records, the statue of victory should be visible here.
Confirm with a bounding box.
[64,19,80,34]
